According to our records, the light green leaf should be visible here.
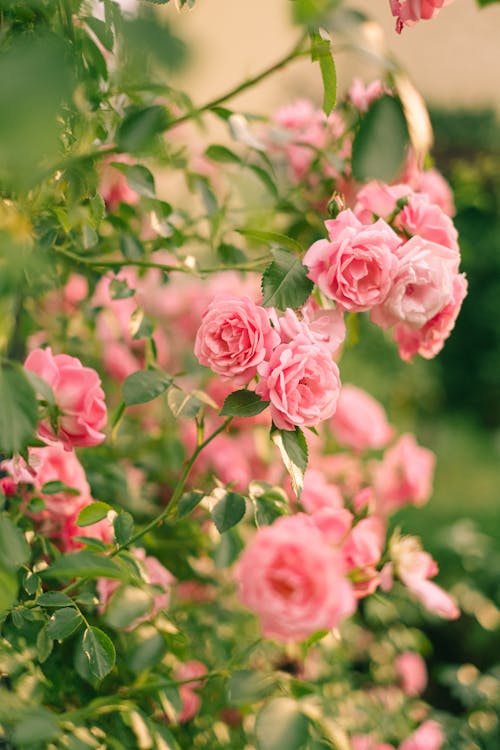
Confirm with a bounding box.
[310,30,337,115]
[113,511,135,546]
[220,390,270,418]
[0,514,29,571]
[82,626,116,680]
[0,565,18,614]
[238,228,302,254]
[41,480,81,496]
[77,502,113,527]
[261,248,313,310]
[205,144,241,164]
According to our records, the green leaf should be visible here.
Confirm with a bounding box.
[310,31,337,115]
[351,95,409,183]
[261,248,313,310]
[122,370,172,406]
[248,164,279,198]
[272,428,308,499]
[177,491,205,519]
[46,607,83,640]
[109,277,136,300]
[205,144,241,164]
[128,628,167,674]
[11,708,60,746]
[40,480,81,496]
[111,162,157,198]
[37,591,74,608]
[227,670,276,706]
[113,511,135,546]
[213,527,244,568]
[77,501,113,527]
[105,586,152,629]
[255,698,310,750]
[120,233,144,260]
[0,565,18,613]
[238,228,302,254]
[36,624,54,663]
[84,16,114,52]
[116,106,168,153]
[217,243,247,266]
[211,492,246,533]
[220,390,270,418]
[0,514,29,571]
[81,626,116,680]
[43,551,127,581]
[0,364,38,454]
[167,387,201,418]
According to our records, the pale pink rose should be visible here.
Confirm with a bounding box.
[354,486,376,513]
[391,535,459,619]
[399,721,444,750]
[256,335,341,430]
[390,0,454,33]
[374,434,435,513]
[304,211,401,312]
[393,273,467,361]
[270,99,326,180]
[311,507,353,545]
[24,347,107,449]
[416,168,455,216]
[27,444,91,518]
[176,660,207,723]
[330,385,393,452]
[270,303,346,354]
[343,517,386,570]
[354,182,412,225]
[395,193,458,251]
[371,236,458,330]
[300,468,344,514]
[314,453,364,498]
[195,296,280,385]
[349,79,387,112]
[99,155,139,212]
[395,652,427,696]
[97,548,175,627]
[236,514,356,642]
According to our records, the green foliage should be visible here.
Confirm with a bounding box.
[272,427,308,499]
[255,698,310,750]
[81,626,116,680]
[0,364,38,453]
[211,492,247,533]
[310,30,337,115]
[122,369,172,405]
[261,248,313,310]
[220,390,270,417]
[352,95,409,182]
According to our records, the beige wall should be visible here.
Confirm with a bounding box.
[164,0,500,115]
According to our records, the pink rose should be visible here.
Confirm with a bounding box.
[395,193,458,251]
[354,182,412,225]
[343,516,386,570]
[24,347,107,449]
[371,236,458,330]
[194,296,280,385]
[270,99,326,180]
[311,507,353,545]
[399,721,444,750]
[270,303,346,354]
[330,385,394,452]
[395,652,427,696]
[300,468,344,514]
[256,335,341,430]
[390,0,455,33]
[393,273,467,361]
[176,660,207,723]
[304,211,401,312]
[374,434,435,514]
[28,444,92,518]
[416,168,455,216]
[236,514,356,642]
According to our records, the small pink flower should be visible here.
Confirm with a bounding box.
[236,514,356,642]
[371,236,458,330]
[304,210,401,312]
[390,0,454,33]
[393,273,467,361]
[330,385,393,452]
[195,296,280,385]
[374,434,435,514]
[24,347,107,449]
[301,468,344,514]
[343,517,386,571]
[395,652,427,696]
[395,193,458,251]
[256,335,341,430]
[176,660,207,722]
[399,720,444,750]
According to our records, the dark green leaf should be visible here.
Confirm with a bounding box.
[220,390,270,418]
[110,277,136,300]
[36,624,54,663]
[213,527,243,568]
[177,491,205,519]
[0,364,38,454]
[84,16,114,52]
[116,106,168,153]
[111,162,156,197]
[261,248,313,310]
[205,144,241,164]
[37,591,74,608]
[0,514,29,571]
[120,233,144,260]
[82,626,116,680]
[310,31,337,115]
[217,243,247,265]
[77,501,113,527]
[113,511,135,545]
[43,551,127,581]
[255,698,310,750]
[211,492,246,533]
[40,480,81,496]
[105,586,152,629]
[351,95,409,182]
[272,427,308,499]
[122,370,172,406]
[46,607,83,640]
[23,570,39,596]
[128,629,167,674]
